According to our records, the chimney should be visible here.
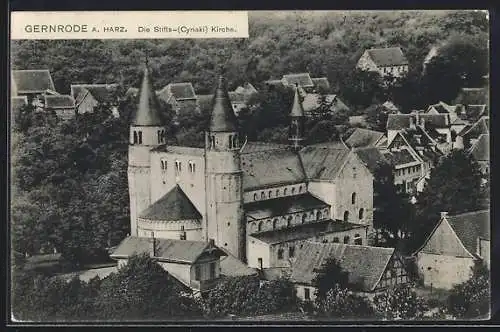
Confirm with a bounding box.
[440,212,448,219]
[150,231,156,257]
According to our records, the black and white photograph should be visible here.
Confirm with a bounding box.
[9,10,491,322]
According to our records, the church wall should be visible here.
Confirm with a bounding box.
[307,182,337,220]
[243,182,308,203]
[247,237,271,269]
[129,126,165,146]
[128,165,151,236]
[150,151,206,219]
[136,218,203,241]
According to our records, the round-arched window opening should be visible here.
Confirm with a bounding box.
[359,208,364,219]
[343,236,350,244]
[343,211,349,222]
[351,192,356,204]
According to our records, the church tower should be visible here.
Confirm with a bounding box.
[289,84,305,151]
[205,75,245,261]
[128,64,166,236]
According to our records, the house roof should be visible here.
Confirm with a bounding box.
[245,193,328,220]
[382,101,399,112]
[446,210,490,255]
[240,141,288,153]
[353,147,391,174]
[209,76,238,132]
[462,116,489,138]
[469,134,489,161]
[301,94,349,113]
[466,105,488,119]
[299,143,351,181]
[196,94,214,113]
[455,87,488,105]
[311,77,330,91]
[283,73,314,87]
[241,148,305,191]
[428,102,454,114]
[12,69,56,93]
[44,95,75,109]
[349,115,368,126]
[290,242,395,292]
[71,84,118,105]
[110,236,226,264]
[234,82,258,95]
[387,113,449,130]
[386,148,418,165]
[133,66,163,126]
[158,82,197,100]
[138,185,202,221]
[251,220,363,245]
[219,250,258,277]
[151,144,205,156]
[345,128,385,148]
[366,47,408,67]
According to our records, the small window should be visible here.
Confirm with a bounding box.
[292,187,296,194]
[304,288,310,300]
[316,211,321,220]
[273,219,278,229]
[254,193,258,201]
[344,236,350,244]
[268,190,272,198]
[161,160,166,171]
[188,160,195,173]
[157,130,161,144]
[359,208,364,220]
[343,211,349,222]
[302,213,307,223]
[322,239,328,243]
[258,221,263,232]
[289,246,295,258]
[233,134,238,148]
[229,135,233,149]
[299,185,303,192]
[333,237,339,243]
[133,131,138,144]
[276,189,280,197]
[138,131,143,144]
[287,216,292,227]
[277,249,284,260]
[351,193,356,204]
[175,160,182,173]
[180,231,186,240]
[354,234,362,245]
[284,188,288,195]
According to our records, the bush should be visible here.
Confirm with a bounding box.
[314,285,374,319]
[373,283,427,320]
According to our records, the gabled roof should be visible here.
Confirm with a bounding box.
[240,141,288,153]
[133,66,163,126]
[353,147,391,174]
[282,73,314,87]
[138,185,202,221]
[301,94,349,114]
[251,220,363,245]
[366,47,408,67]
[110,236,226,264]
[311,77,330,91]
[44,95,75,109]
[386,149,419,166]
[462,116,489,138]
[290,242,395,292]
[241,148,305,191]
[299,143,351,181]
[245,193,328,220]
[446,210,490,255]
[209,76,238,132]
[234,82,258,95]
[469,134,489,161]
[345,128,385,148]
[71,84,119,105]
[158,82,197,101]
[219,249,258,277]
[427,102,455,114]
[382,101,399,112]
[12,69,56,94]
[386,113,449,130]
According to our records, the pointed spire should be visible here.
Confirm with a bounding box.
[132,61,163,126]
[209,75,238,132]
[290,83,305,117]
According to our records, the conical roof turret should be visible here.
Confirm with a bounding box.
[290,84,305,117]
[132,64,163,126]
[209,75,238,132]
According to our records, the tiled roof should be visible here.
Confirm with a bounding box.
[388,149,418,165]
[210,76,238,132]
[462,116,489,138]
[251,220,363,245]
[290,242,395,292]
[283,73,314,87]
[299,143,351,181]
[159,82,197,100]
[428,102,453,114]
[12,69,56,93]
[301,94,349,114]
[71,84,118,105]
[264,79,284,87]
[366,47,408,67]
[245,193,328,220]
[133,67,163,126]
[44,95,75,109]
[240,141,288,153]
[353,147,391,174]
[345,128,385,148]
[241,148,305,191]
[151,144,205,156]
[138,185,202,221]
[469,134,489,161]
[446,210,490,256]
[349,115,368,126]
[311,77,330,91]
[387,113,449,130]
[111,236,226,264]
[196,94,214,113]
[382,101,399,112]
[220,250,258,276]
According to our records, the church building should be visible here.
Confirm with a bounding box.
[125,64,375,269]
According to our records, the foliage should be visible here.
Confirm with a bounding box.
[373,283,428,320]
[311,257,349,299]
[364,103,391,132]
[314,285,374,318]
[447,262,490,319]
[200,275,298,318]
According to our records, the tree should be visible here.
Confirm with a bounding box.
[314,285,374,319]
[364,103,390,132]
[373,283,427,320]
[312,257,349,300]
[447,262,490,319]
[414,150,483,240]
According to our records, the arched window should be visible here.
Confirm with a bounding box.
[299,185,303,192]
[229,135,233,149]
[358,208,364,220]
[258,221,263,232]
[161,160,167,171]
[289,246,295,258]
[133,131,138,144]
[287,216,293,227]
[175,160,181,173]
[343,236,350,244]
[351,192,356,204]
[268,190,272,198]
[157,130,161,143]
[254,193,258,201]
[233,134,238,148]
[261,191,265,199]
[138,131,143,144]
[316,211,321,220]
[273,219,278,229]
[277,249,284,260]
[276,189,280,197]
[333,237,339,243]
[302,213,307,223]
[284,188,288,195]
[292,187,296,194]
[343,211,349,222]
[354,234,362,245]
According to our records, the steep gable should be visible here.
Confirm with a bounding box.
[345,128,385,148]
[299,143,351,181]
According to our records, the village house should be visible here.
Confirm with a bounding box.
[457,115,489,151]
[70,83,120,117]
[425,101,470,148]
[11,69,58,104]
[43,94,76,121]
[345,128,387,149]
[301,93,350,117]
[265,73,331,93]
[414,210,490,290]
[356,47,409,78]
[468,133,489,182]
[123,64,375,278]
[156,82,200,115]
[288,241,410,301]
